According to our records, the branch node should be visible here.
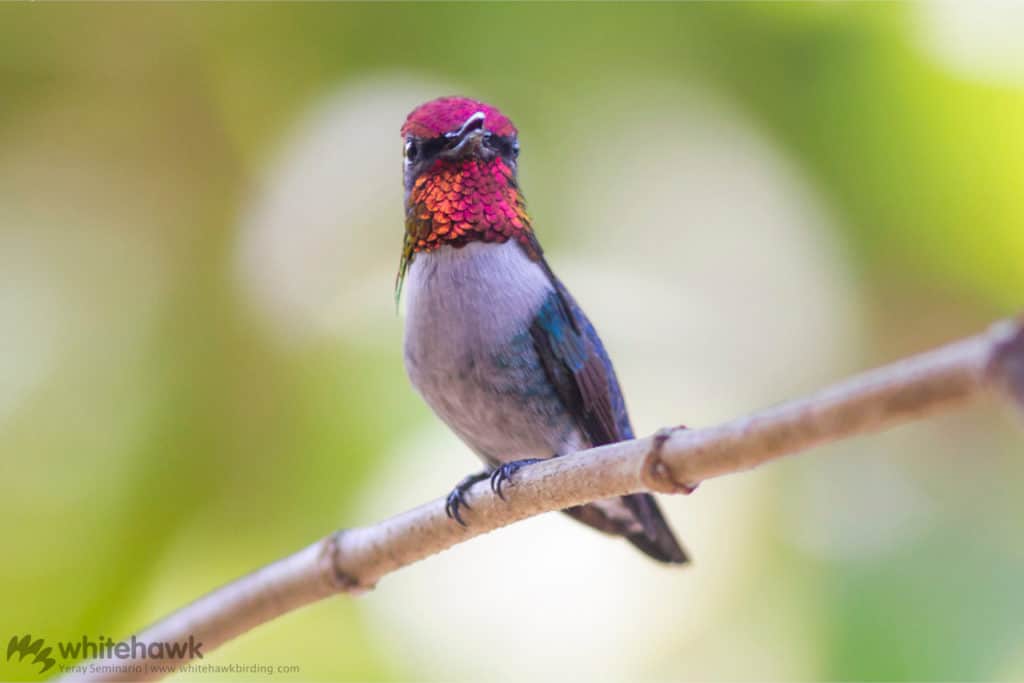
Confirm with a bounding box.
[986,316,1024,413]
[322,531,373,594]
[642,426,699,495]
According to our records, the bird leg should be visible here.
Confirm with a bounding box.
[445,470,491,526]
[490,458,546,501]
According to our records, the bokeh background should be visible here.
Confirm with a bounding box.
[2,3,1023,681]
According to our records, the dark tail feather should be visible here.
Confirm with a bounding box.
[621,493,689,565]
[562,493,689,565]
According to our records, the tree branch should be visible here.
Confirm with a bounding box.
[64,316,1024,682]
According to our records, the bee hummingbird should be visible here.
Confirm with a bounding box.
[397,97,688,564]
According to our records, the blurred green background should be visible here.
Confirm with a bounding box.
[1,3,1022,681]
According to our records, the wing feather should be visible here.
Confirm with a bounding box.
[523,246,688,565]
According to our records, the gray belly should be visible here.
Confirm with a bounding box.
[402,242,586,466]
[406,328,583,465]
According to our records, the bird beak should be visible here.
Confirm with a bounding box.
[442,111,488,159]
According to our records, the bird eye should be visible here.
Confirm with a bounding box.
[485,134,519,160]
[405,140,419,162]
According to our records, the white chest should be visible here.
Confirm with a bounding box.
[402,240,552,370]
[401,240,571,461]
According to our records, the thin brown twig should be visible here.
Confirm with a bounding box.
[63,315,1024,682]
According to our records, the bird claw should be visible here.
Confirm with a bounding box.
[445,471,490,526]
[444,490,469,526]
[489,458,544,501]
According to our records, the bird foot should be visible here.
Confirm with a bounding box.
[445,470,490,526]
[490,458,545,501]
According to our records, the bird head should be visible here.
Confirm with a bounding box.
[396,97,536,300]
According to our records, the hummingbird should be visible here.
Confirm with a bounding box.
[397,96,688,564]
